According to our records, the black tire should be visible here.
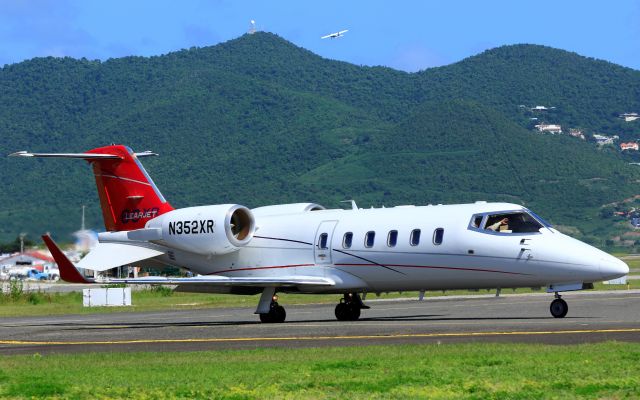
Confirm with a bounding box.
[347,305,361,321]
[550,298,568,318]
[335,302,361,321]
[259,304,286,323]
[273,305,286,323]
[335,302,349,321]
[259,312,273,323]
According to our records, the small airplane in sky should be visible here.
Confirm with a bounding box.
[321,29,348,39]
[11,145,628,323]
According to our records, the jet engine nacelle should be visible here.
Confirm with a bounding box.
[146,204,255,255]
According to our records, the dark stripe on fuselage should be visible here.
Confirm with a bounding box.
[208,263,530,276]
[333,248,405,275]
[215,235,530,277]
[253,235,313,246]
[334,263,532,276]
[250,235,404,275]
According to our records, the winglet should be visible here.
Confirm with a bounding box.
[42,235,93,283]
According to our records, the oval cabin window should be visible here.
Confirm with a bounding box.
[343,232,353,249]
[387,230,398,247]
[365,231,375,248]
[433,228,444,245]
[410,229,421,246]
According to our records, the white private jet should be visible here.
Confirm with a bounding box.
[321,29,348,39]
[10,145,628,323]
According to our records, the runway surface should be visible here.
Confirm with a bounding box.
[1,291,639,354]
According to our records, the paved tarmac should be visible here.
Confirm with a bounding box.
[1,291,639,355]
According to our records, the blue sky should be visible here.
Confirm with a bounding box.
[1,0,638,71]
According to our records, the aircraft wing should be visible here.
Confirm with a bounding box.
[42,234,334,287]
[76,242,165,272]
[102,275,334,286]
[321,29,348,39]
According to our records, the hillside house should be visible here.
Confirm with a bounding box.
[534,124,562,134]
[620,142,639,151]
[531,105,554,111]
[620,113,639,122]
[593,134,618,145]
[569,129,585,140]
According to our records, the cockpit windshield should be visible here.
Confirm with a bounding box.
[471,211,545,234]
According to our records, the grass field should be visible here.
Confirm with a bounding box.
[0,342,637,399]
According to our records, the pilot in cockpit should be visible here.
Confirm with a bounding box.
[486,216,509,231]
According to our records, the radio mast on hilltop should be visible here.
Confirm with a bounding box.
[248,20,257,34]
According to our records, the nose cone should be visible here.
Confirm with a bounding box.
[600,255,629,280]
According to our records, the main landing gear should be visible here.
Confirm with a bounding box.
[256,288,286,323]
[335,293,369,321]
[259,296,286,323]
[550,292,568,318]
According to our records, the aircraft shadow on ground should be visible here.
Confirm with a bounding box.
[2,314,592,331]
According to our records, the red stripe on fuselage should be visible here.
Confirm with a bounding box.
[335,263,530,276]
[209,263,530,276]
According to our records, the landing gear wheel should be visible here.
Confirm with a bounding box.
[334,294,364,321]
[347,305,361,321]
[260,303,286,323]
[550,298,568,318]
[334,302,361,321]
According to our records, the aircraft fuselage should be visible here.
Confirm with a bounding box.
[151,202,626,294]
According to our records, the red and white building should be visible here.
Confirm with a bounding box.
[620,142,639,151]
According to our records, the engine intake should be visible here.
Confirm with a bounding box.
[146,204,255,255]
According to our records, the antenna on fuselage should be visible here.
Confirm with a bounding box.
[340,199,358,210]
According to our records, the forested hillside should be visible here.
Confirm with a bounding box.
[1,32,639,247]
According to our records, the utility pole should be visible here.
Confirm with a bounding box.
[19,232,26,254]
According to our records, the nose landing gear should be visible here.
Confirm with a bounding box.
[550,292,568,318]
[335,293,369,321]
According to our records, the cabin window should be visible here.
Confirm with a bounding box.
[365,231,375,248]
[318,233,329,250]
[387,230,398,247]
[343,232,353,249]
[433,228,444,245]
[483,212,543,234]
[410,229,421,246]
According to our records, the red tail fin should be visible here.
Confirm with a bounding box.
[10,144,174,231]
[86,145,174,231]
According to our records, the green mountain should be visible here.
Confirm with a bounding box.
[1,32,639,247]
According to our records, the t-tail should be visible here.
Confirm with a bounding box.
[10,145,174,231]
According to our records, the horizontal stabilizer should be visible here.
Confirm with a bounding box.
[77,243,165,271]
[10,151,121,160]
[9,150,157,160]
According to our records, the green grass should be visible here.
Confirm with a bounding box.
[0,342,637,399]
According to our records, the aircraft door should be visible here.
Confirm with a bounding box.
[314,220,338,265]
